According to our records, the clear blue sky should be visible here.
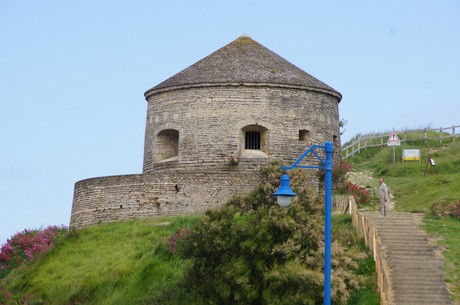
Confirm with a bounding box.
[1,1,459,244]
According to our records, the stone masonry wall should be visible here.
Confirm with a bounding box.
[143,85,341,173]
[71,169,260,229]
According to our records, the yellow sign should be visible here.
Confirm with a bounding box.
[402,149,421,161]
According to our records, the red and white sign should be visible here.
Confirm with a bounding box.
[387,132,401,146]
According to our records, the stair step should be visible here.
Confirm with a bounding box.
[394,294,452,301]
[392,272,446,278]
[356,211,453,304]
[385,250,435,255]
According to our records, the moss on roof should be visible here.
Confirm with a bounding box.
[145,35,341,100]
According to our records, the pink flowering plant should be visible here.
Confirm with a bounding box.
[333,160,352,186]
[0,225,68,277]
[345,182,370,205]
[228,155,239,166]
[331,160,370,204]
[333,160,352,176]
[168,228,191,255]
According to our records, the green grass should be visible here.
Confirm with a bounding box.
[350,142,460,176]
[0,214,377,305]
[5,141,457,304]
[385,174,460,213]
[347,140,460,302]
[348,142,460,213]
[332,214,380,305]
[1,217,202,305]
[343,130,456,153]
[423,216,460,304]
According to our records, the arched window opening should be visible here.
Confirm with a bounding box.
[241,125,269,158]
[156,129,179,162]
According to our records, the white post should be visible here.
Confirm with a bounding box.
[393,146,396,164]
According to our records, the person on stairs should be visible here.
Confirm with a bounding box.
[379,178,389,217]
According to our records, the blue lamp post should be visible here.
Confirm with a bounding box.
[273,142,333,305]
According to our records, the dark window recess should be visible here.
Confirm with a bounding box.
[299,130,310,141]
[245,131,261,150]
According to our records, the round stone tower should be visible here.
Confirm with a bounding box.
[70,35,342,229]
[143,34,341,173]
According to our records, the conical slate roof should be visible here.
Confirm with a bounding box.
[145,35,341,100]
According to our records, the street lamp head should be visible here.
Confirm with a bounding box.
[273,174,297,207]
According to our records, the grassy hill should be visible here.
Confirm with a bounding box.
[2,140,458,304]
[0,217,377,305]
[346,140,460,302]
[346,140,460,212]
[0,169,378,305]
[0,217,201,305]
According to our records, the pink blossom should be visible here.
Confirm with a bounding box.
[168,228,192,255]
[0,225,68,274]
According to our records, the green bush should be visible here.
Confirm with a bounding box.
[176,163,368,305]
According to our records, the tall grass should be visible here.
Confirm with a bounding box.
[347,142,460,213]
[0,214,378,304]
[1,217,201,305]
[349,142,460,177]
[423,216,460,304]
[332,215,379,305]
[385,174,460,213]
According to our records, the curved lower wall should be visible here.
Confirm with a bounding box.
[70,168,261,229]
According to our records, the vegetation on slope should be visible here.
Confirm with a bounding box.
[424,216,460,302]
[173,164,377,305]
[0,217,201,305]
[346,140,460,302]
[0,163,378,305]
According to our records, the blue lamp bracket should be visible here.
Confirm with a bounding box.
[280,143,333,171]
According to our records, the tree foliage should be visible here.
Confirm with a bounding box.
[177,162,365,304]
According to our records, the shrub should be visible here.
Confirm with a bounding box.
[168,228,191,255]
[431,201,460,219]
[333,161,353,194]
[333,161,352,187]
[176,162,364,305]
[345,182,370,205]
[333,161,352,176]
[0,225,68,278]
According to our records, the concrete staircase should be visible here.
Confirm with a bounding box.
[362,211,453,305]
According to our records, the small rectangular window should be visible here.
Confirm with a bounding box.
[245,131,260,150]
[299,130,310,141]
